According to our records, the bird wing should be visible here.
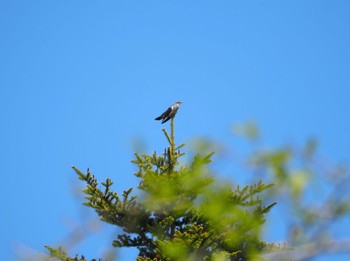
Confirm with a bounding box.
[161,117,171,124]
[155,107,171,120]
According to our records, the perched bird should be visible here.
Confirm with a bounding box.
[155,101,182,124]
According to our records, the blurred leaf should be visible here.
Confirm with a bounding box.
[302,138,318,160]
[289,170,310,198]
[250,148,291,181]
[232,121,260,141]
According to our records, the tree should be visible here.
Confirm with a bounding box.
[45,119,277,261]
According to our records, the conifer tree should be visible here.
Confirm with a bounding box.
[46,118,277,261]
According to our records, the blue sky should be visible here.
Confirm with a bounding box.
[1,1,349,260]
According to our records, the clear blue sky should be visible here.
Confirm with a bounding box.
[1,1,349,260]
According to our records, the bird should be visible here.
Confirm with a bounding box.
[155,101,182,124]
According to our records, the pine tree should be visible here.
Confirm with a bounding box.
[46,119,277,261]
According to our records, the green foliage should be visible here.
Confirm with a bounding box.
[44,246,92,261]
[46,119,276,260]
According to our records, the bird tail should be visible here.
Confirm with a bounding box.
[155,116,162,120]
